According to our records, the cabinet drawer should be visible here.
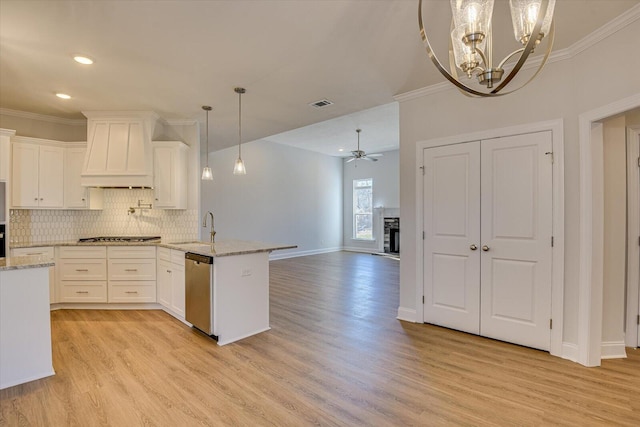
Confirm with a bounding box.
[108,281,156,303]
[59,281,107,303]
[157,247,171,262]
[59,246,106,259]
[58,259,107,281]
[108,246,156,259]
[108,259,156,281]
[11,246,54,259]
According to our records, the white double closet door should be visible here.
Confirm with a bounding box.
[423,131,553,351]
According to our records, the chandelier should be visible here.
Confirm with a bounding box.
[418,0,555,97]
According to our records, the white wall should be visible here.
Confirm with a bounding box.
[201,139,343,259]
[601,116,626,348]
[0,111,86,141]
[343,149,399,253]
[397,18,640,352]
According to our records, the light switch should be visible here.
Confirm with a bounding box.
[241,268,252,277]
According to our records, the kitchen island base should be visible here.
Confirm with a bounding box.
[213,252,270,345]
[0,266,55,390]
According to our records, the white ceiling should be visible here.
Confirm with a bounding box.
[1,0,638,156]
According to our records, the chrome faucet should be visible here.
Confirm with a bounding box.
[203,211,216,243]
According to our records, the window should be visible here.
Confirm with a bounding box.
[353,178,373,240]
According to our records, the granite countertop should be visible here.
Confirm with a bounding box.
[0,256,56,271]
[9,239,297,258]
[161,240,297,257]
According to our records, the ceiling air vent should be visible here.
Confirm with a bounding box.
[309,99,334,109]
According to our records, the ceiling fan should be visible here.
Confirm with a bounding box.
[345,129,383,163]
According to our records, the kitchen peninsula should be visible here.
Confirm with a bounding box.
[9,239,295,346]
[0,256,55,389]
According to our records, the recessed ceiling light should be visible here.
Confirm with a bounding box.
[73,55,94,65]
[56,93,71,99]
[338,148,344,152]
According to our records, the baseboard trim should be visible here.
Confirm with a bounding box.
[397,307,417,323]
[50,303,161,310]
[269,247,342,260]
[342,247,379,254]
[561,342,580,363]
[601,341,627,359]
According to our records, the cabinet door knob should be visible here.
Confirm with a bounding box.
[40,198,43,201]
[34,198,38,201]
[482,245,490,251]
[470,244,477,251]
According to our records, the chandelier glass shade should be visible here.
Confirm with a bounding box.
[418,0,555,97]
[201,105,213,181]
[233,87,247,175]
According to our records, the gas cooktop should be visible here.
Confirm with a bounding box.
[78,236,161,243]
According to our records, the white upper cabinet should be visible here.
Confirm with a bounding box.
[153,141,188,209]
[12,139,64,208]
[81,112,158,188]
[0,129,15,181]
[64,145,103,209]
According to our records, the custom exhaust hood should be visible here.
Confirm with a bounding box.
[81,111,158,188]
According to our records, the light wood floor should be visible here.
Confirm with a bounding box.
[1,251,639,426]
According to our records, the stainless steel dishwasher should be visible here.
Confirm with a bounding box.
[185,252,216,338]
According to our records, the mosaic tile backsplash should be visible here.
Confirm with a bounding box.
[9,189,198,245]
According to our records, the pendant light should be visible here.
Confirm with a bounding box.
[233,87,247,175]
[201,105,213,181]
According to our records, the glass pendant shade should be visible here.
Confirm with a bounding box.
[509,0,555,44]
[450,0,494,40]
[201,105,213,181]
[233,157,246,175]
[451,25,486,73]
[201,166,213,180]
[232,87,247,175]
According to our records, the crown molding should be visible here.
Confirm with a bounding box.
[394,4,640,103]
[164,119,198,126]
[0,108,86,126]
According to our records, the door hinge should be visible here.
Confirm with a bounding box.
[637,156,639,167]
[550,319,553,329]
[422,295,425,304]
[545,151,554,163]
[551,236,554,247]
[422,231,425,240]
[637,314,639,325]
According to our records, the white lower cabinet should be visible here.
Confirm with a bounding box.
[157,247,185,318]
[10,247,56,303]
[107,246,156,303]
[57,246,107,303]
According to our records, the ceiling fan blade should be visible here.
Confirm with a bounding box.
[345,157,356,163]
[362,156,378,162]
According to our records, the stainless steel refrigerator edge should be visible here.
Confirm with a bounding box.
[185,252,216,337]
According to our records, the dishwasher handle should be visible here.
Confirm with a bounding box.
[185,252,213,264]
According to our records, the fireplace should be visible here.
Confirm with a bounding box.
[383,217,399,254]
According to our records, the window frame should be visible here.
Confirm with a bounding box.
[353,178,374,241]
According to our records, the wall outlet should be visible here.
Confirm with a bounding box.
[241,268,252,277]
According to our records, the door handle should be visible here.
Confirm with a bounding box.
[470,244,477,251]
[482,245,490,251]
